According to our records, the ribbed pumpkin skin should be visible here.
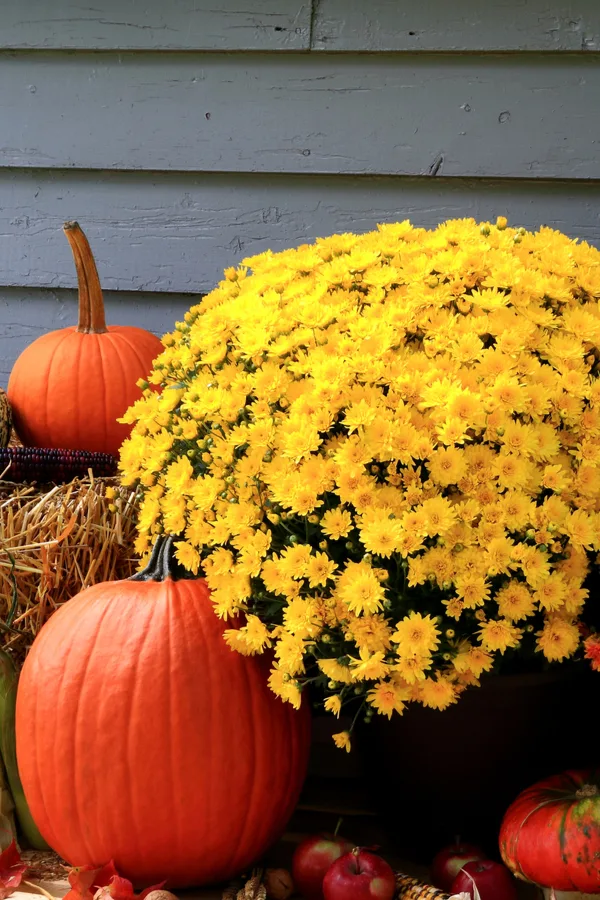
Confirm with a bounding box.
[7,326,162,456]
[499,769,600,891]
[16,578,311,887]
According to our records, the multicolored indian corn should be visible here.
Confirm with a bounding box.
[395,874,451,900]
[0,447,117,483]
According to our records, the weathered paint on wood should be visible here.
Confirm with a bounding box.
[312,0,600,51]
[1,52,599,178]
[0,0,310,51]
[0,287,191,385]
[1,169,600,294]
[2,0,598,53]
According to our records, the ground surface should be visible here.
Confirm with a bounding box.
[13,776,541,900]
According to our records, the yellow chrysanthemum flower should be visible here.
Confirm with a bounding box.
[332,731,352,752]
[318,658,354,685]
[320,507,354,540]
[324,695,342,717]
[536,617,580,661]
[418,676,457,710]
[392,612,441,657]
[478,619,522,653]
[119,216,600,743]
[367,679,410,718]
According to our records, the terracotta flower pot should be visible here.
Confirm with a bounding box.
[358,667,598,862]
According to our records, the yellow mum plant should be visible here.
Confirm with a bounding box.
[119,217,600,748]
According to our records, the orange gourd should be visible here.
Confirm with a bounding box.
[15,537,311,888]
[7,223,162,457]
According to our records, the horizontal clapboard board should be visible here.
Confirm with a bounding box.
[1,0,598,52]
[1,52,600,177]
[2,170,600,294]
[0,0,310,51]
[312,0,600,52]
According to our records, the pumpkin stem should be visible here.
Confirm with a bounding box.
[63,221,108,335]
[575,783,599,799]
[64,221,91,333]
[130,535,191,582]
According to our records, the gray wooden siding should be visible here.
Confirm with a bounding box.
[2,0,598,52]
[2,53,599,178]
[312,0,600,51]
[1,0,599,388]
[3,171,600,295]
[1,1,311,50]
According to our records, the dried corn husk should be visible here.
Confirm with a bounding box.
[0,390,11,450]
[227,870,268,900]
[223,869,458,900]
[222,881,243,900]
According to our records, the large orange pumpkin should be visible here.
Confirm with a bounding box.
[16,537,311,887]
[7,223,162,457]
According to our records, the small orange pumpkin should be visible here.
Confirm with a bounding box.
[7,223,163,457]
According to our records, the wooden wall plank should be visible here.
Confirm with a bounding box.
[2,0,597,54]
[312,0,599,52]
[1,53,599,178]
[1,169,600,295]
[0,1,310,51]
[0,288,191,386]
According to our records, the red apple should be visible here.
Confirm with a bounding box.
[431,842,488,891]
[323,848,396,900]
[292,833,355,900]
[450,860,518,900]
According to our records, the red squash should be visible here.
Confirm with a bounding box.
[16,538,311,888]
[499,769,600,892]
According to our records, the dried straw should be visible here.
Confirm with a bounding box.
[0,474,140,667]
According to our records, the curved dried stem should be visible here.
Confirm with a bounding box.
[23,881,60,900]
[63,221,107,334]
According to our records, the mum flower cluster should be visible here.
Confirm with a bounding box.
[119,217,600,747]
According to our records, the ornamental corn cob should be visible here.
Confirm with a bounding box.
[395,874,451,900]
[221,872,453,900]
[0,447,117,483]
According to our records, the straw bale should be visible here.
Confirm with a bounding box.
[0,475,140,667]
